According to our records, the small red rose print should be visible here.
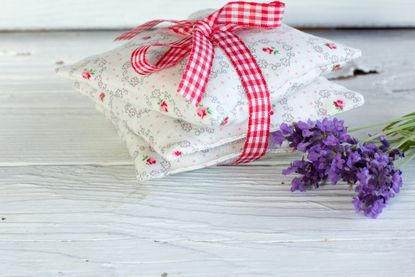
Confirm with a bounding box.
[142,36,151,40]
[220,116,229,127]
[333,99,345,110]
[197,107,207,119]
[147,157,156,165]
[158,99,168,112]
[99,92,105,102]
[269,104,276,116]
[82,69,95,80]
[173,150,182,157]
[196,105,211,119]
[332,64,341,71]
[143,155,156,165]
[326,42,337,49]
[82,72,91,79]
[262,46,279,55]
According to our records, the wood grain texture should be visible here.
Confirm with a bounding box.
[0,30,415,276]
[1,0,415,30]
[1,164,415,276]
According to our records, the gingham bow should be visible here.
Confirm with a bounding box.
[115,1,285,164]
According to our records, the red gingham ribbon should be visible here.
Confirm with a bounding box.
[115,1,285,164]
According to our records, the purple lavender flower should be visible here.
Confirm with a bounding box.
[272,118,403,218]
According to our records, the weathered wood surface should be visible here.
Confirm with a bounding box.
[0,30,415,276]
[1,0,415,30]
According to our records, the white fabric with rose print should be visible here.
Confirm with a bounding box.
[57,23,361,127]
[72,77,363,162]
[72,76,363,181]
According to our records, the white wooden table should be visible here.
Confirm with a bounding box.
[1,30,415,276]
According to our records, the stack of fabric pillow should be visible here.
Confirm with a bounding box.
[57,9,364,181]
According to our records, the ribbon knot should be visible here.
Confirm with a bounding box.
[115,1,285,164]
[193,20,213,37]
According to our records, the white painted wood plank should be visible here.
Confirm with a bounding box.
[0,164,414,276]
[0,31,122,93]
[0,90,132,165]
[1,0,415,30]
[0,32,131,165]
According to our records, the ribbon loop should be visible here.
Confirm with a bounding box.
[213,1,285,28]
[115,1,285,164]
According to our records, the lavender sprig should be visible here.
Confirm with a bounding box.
[272,118,403,218]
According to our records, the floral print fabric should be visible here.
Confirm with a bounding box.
[57,23,361,127]
[71,77,363,162]
[69,77,363,181]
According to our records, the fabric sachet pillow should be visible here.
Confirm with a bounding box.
[57,24,361,127]
[71,77,364,162]
[72,76,364,180]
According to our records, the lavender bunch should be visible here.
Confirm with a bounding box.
[272,118,403,218]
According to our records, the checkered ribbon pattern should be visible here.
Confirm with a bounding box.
[115,1,285,164]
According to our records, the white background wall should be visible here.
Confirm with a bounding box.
[1,0,415,30]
